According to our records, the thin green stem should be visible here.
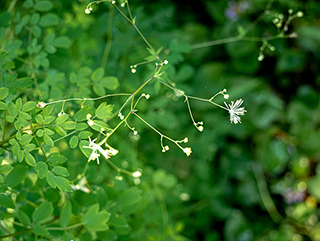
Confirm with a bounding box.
[1,70,6,141]
[154,186,169,240]
[0,222,18,241]
[252,162,283,223]
[101,6,114,68]
[45,93,131,106]
[46,222,83,231]
[192,0,277,50]
[113,4,159,58]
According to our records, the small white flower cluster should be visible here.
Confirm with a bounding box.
[183,147,192,156]
[85,6,93,14]
[130,65,137,73]
[222,89,229,99]
[71,177,90,193]
[83,137,118,164]
[195,121,204,132]
[224,99,247,124]
[141,93,150,99]
[162,145,169,152]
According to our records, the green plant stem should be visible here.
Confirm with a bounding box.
[252,162,283,223]
[0,222,18,241]
[154,186,169,240]
[1,70,6,141]
[46,222,83,231]
[191,0,277,50]
[100,6,114,68]
[113,4,159,58]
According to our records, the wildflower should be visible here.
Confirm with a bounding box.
[132,171,142,178]
[183,147,192,156]
[37,102,46,108]
[224,99,247,124]
[85,8,91,14]
[83,137,111,164]
[71,177,90,193]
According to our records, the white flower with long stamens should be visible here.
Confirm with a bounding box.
[183,147,192,156]
[83,137,110,164]
[224,99,247,124]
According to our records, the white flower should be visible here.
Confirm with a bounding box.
[85,8,91,14]
[71,177,90,193]
[183,147,192,156]
[132,171,142,178]
[224,99,247,124]
[83,137,110,164]
[37,102,46,108]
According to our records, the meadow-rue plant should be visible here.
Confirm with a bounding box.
[0,0,305,239]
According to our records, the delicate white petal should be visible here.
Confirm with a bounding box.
[224,99,247,124]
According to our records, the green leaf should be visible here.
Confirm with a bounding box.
[48,153,67,166]
[0,87,9,100]
[69,136,79,149]
[44,116,55,124]
[16,98,22,111]
[53,166,69,177]
[35,162,48,179]
[93,83,106,96]
[14,77,33,90]
[19,111,32,120]
[0,101,6,110]
[7,102,18,117]
[78,66,92,78]
[35,0,53,12]
[43,104,54,116]
[23,0,34,9]
[74,106,95,122]
[55,114,69,124]
[61,121,76,130]
[92,67,105,82]
[2,61,15,70]
[117,187,142,206]
[53,36,71,48]
[0,194,15,208]
[20,134,33,145]
[43,133,54,146]
[24,143,36,152]
[18,210,32,227]
[101,76,119,90]
[36,129,44,137]
[83,203,111,231]
[6,165,28,188]
[55,125,67,136]
[54,176,72,192]
[33,224,49,236]
[22,101,37,111]
[39,13,59,27]
[35,114,44,124]
[75,123,88,131]
[32,202,53,222]
[95,102,113,119]
[24,152,36,166]
[60,200,72,227]
[78,131,93,139]
[46,171,56,188]
[0,164,13,174]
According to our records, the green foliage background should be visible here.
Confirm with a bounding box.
[0,0,319,240]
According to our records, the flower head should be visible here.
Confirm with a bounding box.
[224,99,247,124]
[83,137,111,164]
[183,147,192,156]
